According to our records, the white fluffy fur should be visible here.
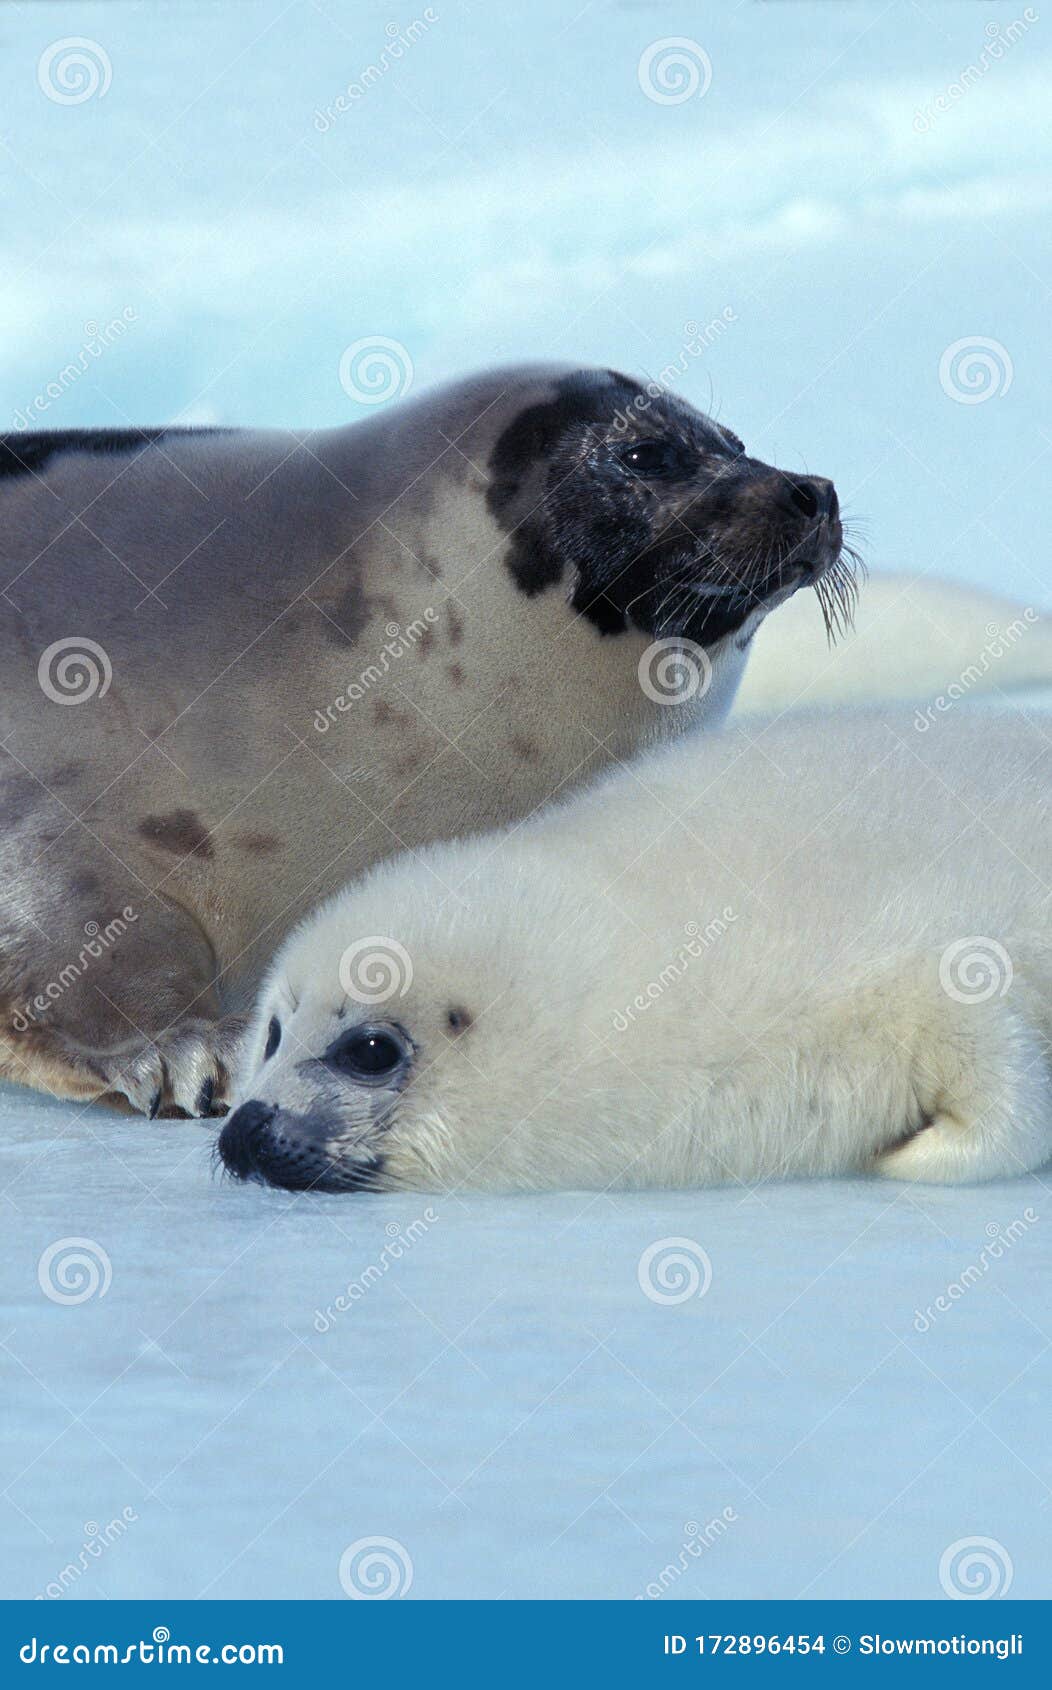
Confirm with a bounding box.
[737,574,1052,714]
[235,706,1052,1193]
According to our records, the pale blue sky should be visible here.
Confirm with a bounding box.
[3,0,1050,603]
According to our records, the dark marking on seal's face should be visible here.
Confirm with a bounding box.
[139,808,215,861]
[0,427,232,483]
[486,369,849,647]
[446,606,464,646]
[448,662,465,687]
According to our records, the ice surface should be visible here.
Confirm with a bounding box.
[2,1083,1048,1601]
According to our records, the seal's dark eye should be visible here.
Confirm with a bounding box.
[264,1016,281,1060]
[616,439,692,479]
[325,1024,410,1084]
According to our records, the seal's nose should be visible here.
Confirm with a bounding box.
[786,475,838,521]
[217,1100,276,1179]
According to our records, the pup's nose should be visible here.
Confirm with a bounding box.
[786,475,838,522]
[217,1099,276,1179]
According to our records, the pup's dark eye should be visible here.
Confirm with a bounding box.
[616,439,692,479]
[325,1024,410,1084]
[264,1016,281,1060]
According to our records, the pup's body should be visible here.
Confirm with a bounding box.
[738,573,1052,714]
[0,363,845,1113]
[221,706,1052,1193]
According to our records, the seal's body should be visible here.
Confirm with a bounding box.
[0,364,846,1112]
[221,706,1052,1193]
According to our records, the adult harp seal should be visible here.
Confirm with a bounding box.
[0,363,848,1114]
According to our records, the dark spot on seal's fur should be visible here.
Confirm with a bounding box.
[49,762,85,789]
[373,700,411,728]
[446,606,464,646]
[448,663,465,687]
[511,735,540,764]
[235,831,281,856]
[0,427,232,483]
[447,1006,473,1034]
[69,870,99,897]
[416,626,436,659]
[138,808,215,861]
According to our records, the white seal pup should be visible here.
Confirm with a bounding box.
[0,363,849,1115]
[219,706,1052,1193]
[736,573,1052,715]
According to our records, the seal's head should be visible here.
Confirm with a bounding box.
[484,367,857,646]
[217,838,658,1195]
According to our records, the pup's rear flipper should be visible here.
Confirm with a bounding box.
[875,999,1052,1184]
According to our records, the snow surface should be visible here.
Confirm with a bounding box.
[3,0,1052,1604]
[2,1083,1050,1601]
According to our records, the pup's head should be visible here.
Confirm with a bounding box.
[486,367,858,646]
[217,843,648,1195]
